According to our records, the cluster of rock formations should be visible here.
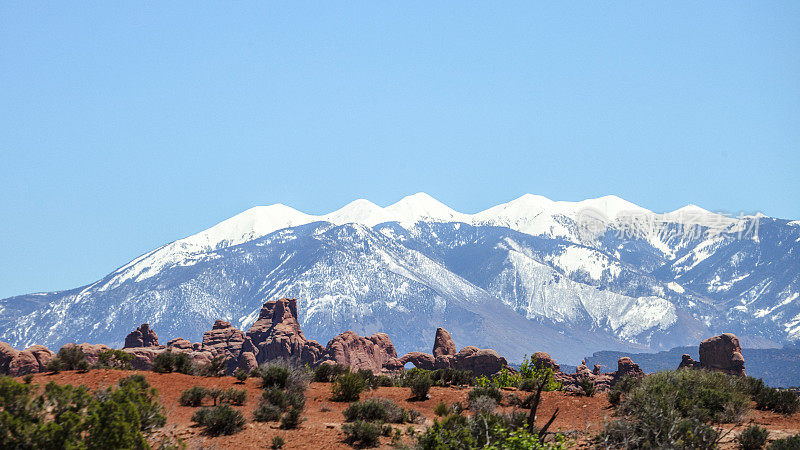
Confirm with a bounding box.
[397,328,508,377]
[0,298,504,377]
[0,297,748,385]
[677,332,746,376]
[527,351,644,392]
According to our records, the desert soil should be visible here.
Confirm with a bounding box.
[18,370,800,449]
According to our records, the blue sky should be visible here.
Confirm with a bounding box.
[1,2,798,299]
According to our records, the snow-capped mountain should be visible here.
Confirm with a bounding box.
[1,193,797,364]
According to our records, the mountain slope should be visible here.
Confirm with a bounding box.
[1,194,797,364]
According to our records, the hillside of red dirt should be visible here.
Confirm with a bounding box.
[17,370,800,449]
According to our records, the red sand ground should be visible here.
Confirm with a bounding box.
[18,370,800,449]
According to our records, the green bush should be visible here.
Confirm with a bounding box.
[0,374,167,448]
[260,363,291,389]
[271,435,285,449]
[518,355,562,392]
[178,386,208,407]
[234,368,249,383]
[430,368,474,387]
[253,402,282,422]
[261,387,289,410]
[191,405,246,436]
[577,376,596,397]
[410,373,432,400]
[342,420,382,447]
[48,346,90,373]
[468,386,503,404]
[343,397,407,423]
[221,388,247,406]
[313,362,348,382]
[768,434,800,449]
[95,349,134,370]
[152,351,194,374]
[416,414,476,449]
[755,388,800,415]
[433,400,448,417]
[280,407,302,429]
[207,388,223,406]
[738,425,769,450]
[332,372,367,402]
[595,370,750,449]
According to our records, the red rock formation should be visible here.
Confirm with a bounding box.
[613,356,644,381]
[323,331,398,373]
[433,328,457,357]
[398,352,436,370]
[698,333,746,376]
[7,345,55,375]
[397,328,508,377]
[124,323,160,348]
[678,354,697,369]
[531,351,560,372]
[245,298,324,366]
[0,342,20,374]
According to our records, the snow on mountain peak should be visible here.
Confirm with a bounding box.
[385,192,468,225]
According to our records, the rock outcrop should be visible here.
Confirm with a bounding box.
[3,345,55,376]
[60,343,111,366]
[676,333,746,376]
[245,298,325,366]
[433,328,457,358]
[397,328,508,377]
[323,331,399,373]
[699,333,746,376]
[124,323,160,348]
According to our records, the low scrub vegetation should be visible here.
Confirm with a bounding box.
[253,360,309,429]
[768,434,800,449]
[179,386,209,406]
[47,346,90,372]
[152,350,195,374]
[0,374,168,448]
[596,369,751,449]
[331,371,368,402]
[738,424,769,450]
[746,377,800,415]
[95,349,134,370]
[191,405,246,436]
[343,397,416,424]
[342,419,383,447]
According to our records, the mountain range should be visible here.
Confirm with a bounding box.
[1,193,798,364]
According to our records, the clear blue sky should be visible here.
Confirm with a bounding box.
[1,2,798,299]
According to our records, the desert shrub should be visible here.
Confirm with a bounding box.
[373,375,395,387]
[407,408,422,424]
[738,425,769,450]
[152,351,194,375]
[261,387,288,409]
[343,397,407,423]
[332,372,367,402]
[577,376,596,397]
[260,363,290,389]
[470,395,498,415]
[608,374,639,407]
[253,402,282,422]
[768,434,800,449]
[271,435,285,449]
[191,405,245,436]
[755,387,800,415]
[485,426,568,450]
[0,375,168,449]
[220,388,247,406]
[178,386,208,407]
[595,370,750,449]
[450,401,465,415]
[280,407,302,429]
[22,374,33,384]
[490,367,521,388]
[342,420,382,447]
[234,368,249,383]
[433,400,448,417]
[207,388,223,406]
[197,355,227,377]
[518,355,562,392]
[416,413,477,449]
[48,346,90,373]
[410,373,432,400]
[313,362,349,382]
[95,349,134,370]
[468,386,503,405]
